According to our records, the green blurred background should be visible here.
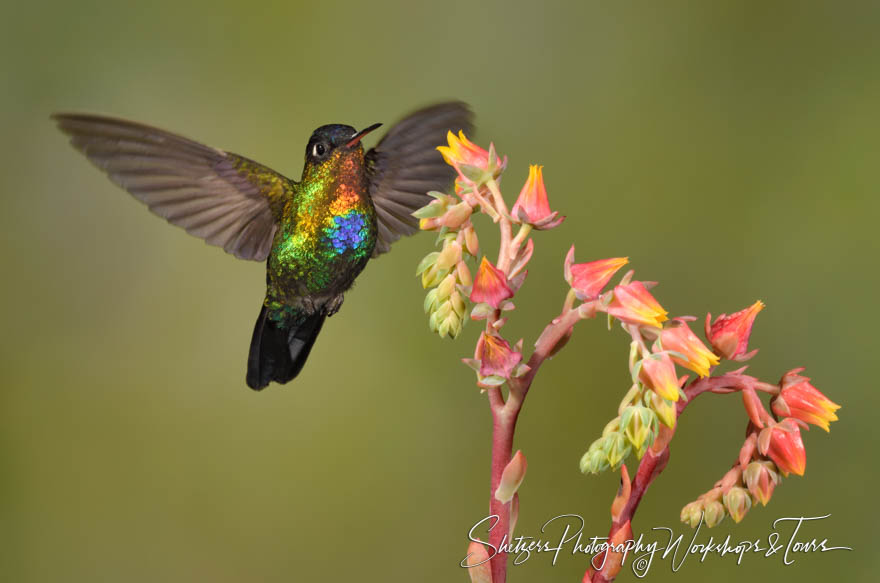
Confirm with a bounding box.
[2,1,877,581]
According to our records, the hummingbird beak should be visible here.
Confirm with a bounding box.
[345,122,382,148]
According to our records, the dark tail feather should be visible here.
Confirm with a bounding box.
[246,305,327,391]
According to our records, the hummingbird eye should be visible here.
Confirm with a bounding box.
[312,142,327,158]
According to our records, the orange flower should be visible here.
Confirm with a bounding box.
[607,282,668,328]
[639,352,681,402]
[772,369,840,432]
[564,247,628,300]
[511,165,564,229]
[470,257,513,309]
[436,131,503,182]
[660,320,720,377]
[705,301,764,361]
[758,418,806,476]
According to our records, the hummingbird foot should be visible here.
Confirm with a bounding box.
[325,295,345,316]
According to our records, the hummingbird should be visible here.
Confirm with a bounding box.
[53,102,472,390]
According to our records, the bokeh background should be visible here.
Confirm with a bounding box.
[2,1,877,581]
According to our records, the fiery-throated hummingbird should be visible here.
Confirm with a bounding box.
[53,102,472,390]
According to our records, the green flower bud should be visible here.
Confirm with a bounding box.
[680,500,704,528]
[723,486,752,524]
[621,405,658,457]
[579,439,610,474]
[424,288,439,314]
[603,431,630,469]
[650,391,677,429]
[703,500,726,528]
[436,273,456,301]
[744,460,780,506]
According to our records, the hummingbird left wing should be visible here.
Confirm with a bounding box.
[365,102,473,256]
[53,113,293,261]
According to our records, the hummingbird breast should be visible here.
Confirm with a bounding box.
[266,152,377,311]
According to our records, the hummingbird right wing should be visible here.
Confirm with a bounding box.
[365,102,473,256]
[53,113,293,261]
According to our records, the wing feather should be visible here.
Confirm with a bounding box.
[365,102,473,256]
[53,113,293,261]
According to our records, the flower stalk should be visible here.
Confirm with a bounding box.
[414,131,838,583]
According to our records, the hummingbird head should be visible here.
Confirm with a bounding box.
[305,122,383,166]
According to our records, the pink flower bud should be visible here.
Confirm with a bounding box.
[564,246,629,300]
[738,433,757,469]
[440,201,473,229]
[476,332,522,382]
[470,257,513,309]
[456,261,473,287]
[495,450,527,503]
[705,301,764,361]
[509,238,534,279]
[741,386,768,428]
[463,224,480,256]
[464,539,493,582]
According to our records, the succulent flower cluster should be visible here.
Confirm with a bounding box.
[415,221,473,339]
[417,131,562,388]
[572,274,840,523]
[417,132,572,583]
[413,131,839,583]
[681,367,839,527]
[577,271,722,474]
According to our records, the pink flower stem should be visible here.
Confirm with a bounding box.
[486,179,514,273]
[487,388,517,583]
[586,372,760,583]
[485,303,589,583]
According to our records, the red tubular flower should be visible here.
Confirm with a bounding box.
[772,368,840,432]
[607,281,668,328]
[511,165,564,229]
[660,319,720,377]
[758,418,806,476]
[476,332,522,382]
[705,301,765,361]
[470,257,513,309]
[564,246,629,300]
[639,352,681,402]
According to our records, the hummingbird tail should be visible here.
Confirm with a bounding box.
[246,304,326,390]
